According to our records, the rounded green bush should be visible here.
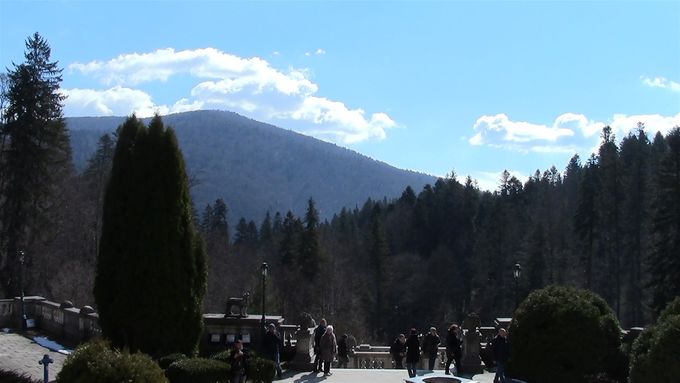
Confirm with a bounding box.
[629,297,680,383]
[56,339,166,383]
[507,286,622,383]
[165,357,230,383]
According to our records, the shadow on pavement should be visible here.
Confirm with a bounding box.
[293,371,329,383]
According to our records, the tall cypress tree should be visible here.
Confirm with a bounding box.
[0,33,72,297]
[94,115,207,356]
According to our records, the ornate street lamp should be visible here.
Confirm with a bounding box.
[260,262,268,343]
[19,250,26,331]
[513,262,522,310]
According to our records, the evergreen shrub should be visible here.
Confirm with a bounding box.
[165,357,230,383]
[507,286,623,383]
[56,339,166,383]
[158,353,187,369]
[629,296,680,382]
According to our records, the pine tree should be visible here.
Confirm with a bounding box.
[0,33,72,297]
[94,115,207,356]
[597,126,623,316]
[575,155,599,289]
[299,198,322,279]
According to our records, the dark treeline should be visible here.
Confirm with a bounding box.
[201,124,680,344]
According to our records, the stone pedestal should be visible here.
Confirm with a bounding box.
[461,313,484,374]
[289,327,314,371]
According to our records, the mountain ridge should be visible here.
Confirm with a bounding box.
[67,110,436,223]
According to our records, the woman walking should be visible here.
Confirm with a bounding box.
[320,325,337,376]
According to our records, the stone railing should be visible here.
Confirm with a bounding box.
[349,344,448,370]
[2,296,101,343]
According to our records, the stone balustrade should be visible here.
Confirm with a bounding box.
[1,296,101,343]
[349,345,448,370]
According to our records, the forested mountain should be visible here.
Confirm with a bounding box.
[67,110,436,223]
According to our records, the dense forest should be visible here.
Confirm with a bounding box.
[1,34,679,347]
[202,124,680,343]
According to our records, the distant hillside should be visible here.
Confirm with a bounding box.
[67,110,436,223]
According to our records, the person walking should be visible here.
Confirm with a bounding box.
[229,339,249,383]
[491,328,510,383]
[390,334,407,369]
[337,333,350,368]
[320,325,337,376]
[313,318,327,372]
[405,328,420,378]
[422,326,441,370]
[445,324,462,375]
[263,323,283,379]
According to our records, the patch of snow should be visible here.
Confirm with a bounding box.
[33,336,72,355]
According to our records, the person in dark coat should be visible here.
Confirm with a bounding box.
[263,323,283,379]
[229,339,249,383]
[312,318,327,372]
[491,328,510,383]
[445,324,462,375]
[405,328,420,378]
[422,326,441,370]
[390,334,407,369]
[337,333,350,368]
[320,325,337,376]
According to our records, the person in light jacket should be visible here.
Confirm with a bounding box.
[320,325,337,376]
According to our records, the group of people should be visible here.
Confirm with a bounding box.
[311,318,351,376]
[231,318,510,382]
[390,324,462,378]
[390,325,510,381]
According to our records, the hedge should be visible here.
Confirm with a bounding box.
[56,339,166,383]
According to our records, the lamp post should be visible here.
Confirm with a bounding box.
[513,262,522,311]
[19,250,26,331]
[260,262,268,344]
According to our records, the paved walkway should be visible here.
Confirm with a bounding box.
[278,369,496,383]
[0,332,498,383]
[0,332,68,382]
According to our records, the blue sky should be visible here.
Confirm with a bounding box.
[1,1,679,190]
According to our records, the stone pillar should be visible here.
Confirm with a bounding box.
[289,326,314,371]
[461,313,484,374]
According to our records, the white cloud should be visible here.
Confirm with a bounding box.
[65,47,395,144]
[62,87,205,118]
[641,76,680,92]
[468,111,680,154]
[315,48,326,55]
[469,113,577,151]
[608,112,680,137]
